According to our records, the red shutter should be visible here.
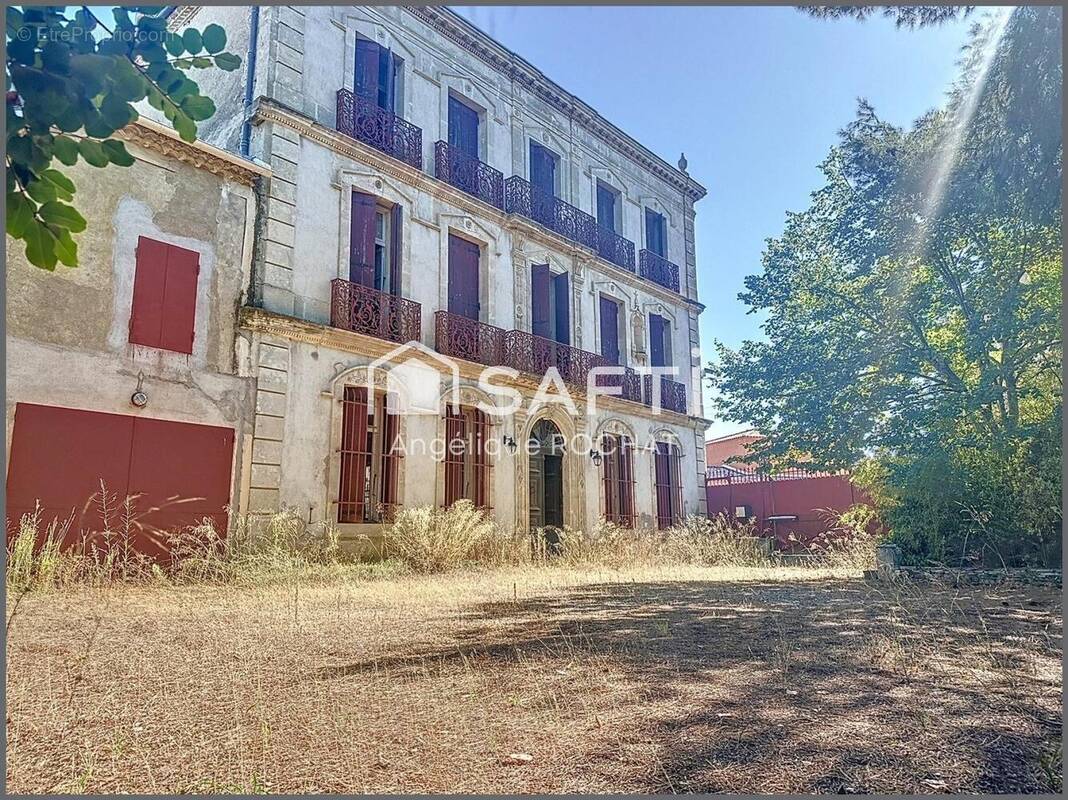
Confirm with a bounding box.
[443,407,465,506]
[602,434,616,522]
[620,437,635,527]
[338,386,371,523]
[130,237,200,354]
[654,442,671,529]
[129,237,168,348]
[552,271,570,345]
[599,296,620,365]
[531,263,551,338]
[350,191,377,286]
[447,234,480,320]
[160,243,199,354]
[472,409,489,509]
[649,314,666,368]
[389,203,403,296]
[379,402,401,516]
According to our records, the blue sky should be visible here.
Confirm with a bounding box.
[452,5,979,437]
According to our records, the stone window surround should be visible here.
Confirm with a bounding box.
[432,384,502,510]
[324,364,408,537]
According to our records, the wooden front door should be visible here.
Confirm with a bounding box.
[528,419,565,536]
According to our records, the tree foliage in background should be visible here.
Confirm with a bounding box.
[798,6,975,29]
[6,6,241,270]
[709,8,1062,565]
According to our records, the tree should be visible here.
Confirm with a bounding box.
[798,6,975,29]
[708,8,1062,564]
[6,6,242,270]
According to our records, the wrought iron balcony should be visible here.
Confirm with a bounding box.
[434,141,504,210]
[434,310,506,367]
[330,278,421,344]
[644,374,687,414]
[638,249,681,293]
[504,176,597,251]
[503,330,605,388]
[594,367,643,403]
[594,225,636,272]
[336,89,422,170]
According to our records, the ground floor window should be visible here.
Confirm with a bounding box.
[602,433,635,527]
[654,442,684,529]
[443,405,490,508]
[338,386,401,523]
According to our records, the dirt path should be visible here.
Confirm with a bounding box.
[6,567,1062,793]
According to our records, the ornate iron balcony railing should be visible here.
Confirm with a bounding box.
[594,367,644,403]
[594,225,636,272]
[638,248,681,293]
[644,374,687,414]
[434,310,506,367]
[502,330,605,388]
[330,278,422,344]
[434,141,504,210]
[336,89,422,170]
[504,176,598,251]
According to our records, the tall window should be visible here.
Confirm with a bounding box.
[654,442,684,529]
[443,406,490,508]
[649,313,672,368]
[355,36,402,112]
[338,387,402,523]
[531,264,570,345]
[645,208,667,257]
[596,181,620,232]
[529,141,558,198]
[602,433,635,527]
[448,94,480,160]
[350,191,402,294]
[599,295,623,365]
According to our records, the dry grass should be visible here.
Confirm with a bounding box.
[6,564,1061,794]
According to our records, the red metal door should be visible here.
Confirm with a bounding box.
[6,403,234,559]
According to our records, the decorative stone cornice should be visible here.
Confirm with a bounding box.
[119,117,269,185]
[406,6,708,203]
[252,98,703,313]
[239,306,704,424]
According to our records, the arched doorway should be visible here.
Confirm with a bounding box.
[529,419,565,537]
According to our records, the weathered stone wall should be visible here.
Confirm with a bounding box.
[5,123,264,514]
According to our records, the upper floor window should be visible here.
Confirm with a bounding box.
[596,181,621,233]
[355,36,403,113]
[350,191,402,295]
[443,405,490,509]
[129,236,200,354]
[447,94,480,160]
[447,233,481,321]
[338,386,401,524]
[531,264,570,345]
[645,208,667,258]
[649,313,673,368]
[598,294,624,366]
[529,140,559,199]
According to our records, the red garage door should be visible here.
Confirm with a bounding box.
[6,403,235,560]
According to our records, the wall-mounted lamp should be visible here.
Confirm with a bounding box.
[502,435,518,455]
[130,371,148,408]
[589,449,603,467]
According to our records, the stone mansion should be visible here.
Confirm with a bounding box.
[6,6,711,555]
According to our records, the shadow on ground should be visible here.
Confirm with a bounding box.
[320,576,1062,793]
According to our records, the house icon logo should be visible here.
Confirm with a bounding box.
[366,340,461,416]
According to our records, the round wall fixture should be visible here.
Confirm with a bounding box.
[130,371,148,408]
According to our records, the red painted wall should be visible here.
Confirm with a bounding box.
[706,472,869,551]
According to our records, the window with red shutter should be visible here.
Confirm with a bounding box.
[654,442,684,529]
[443,405,490,508]
[338,387,402,524]
[602,433,635,528]
[129,236,200,354]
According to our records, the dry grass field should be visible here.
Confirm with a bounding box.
[6,566,1062,794]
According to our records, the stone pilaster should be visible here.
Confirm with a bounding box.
[247,337,290,517]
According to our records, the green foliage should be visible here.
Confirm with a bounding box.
[799,6,975,29]
[6,6,241,270]
[709,8,1062,565]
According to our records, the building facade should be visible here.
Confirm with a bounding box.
[5,119,265,556]
[170,5,711,550]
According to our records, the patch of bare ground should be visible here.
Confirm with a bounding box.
[5,566,1062,793]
